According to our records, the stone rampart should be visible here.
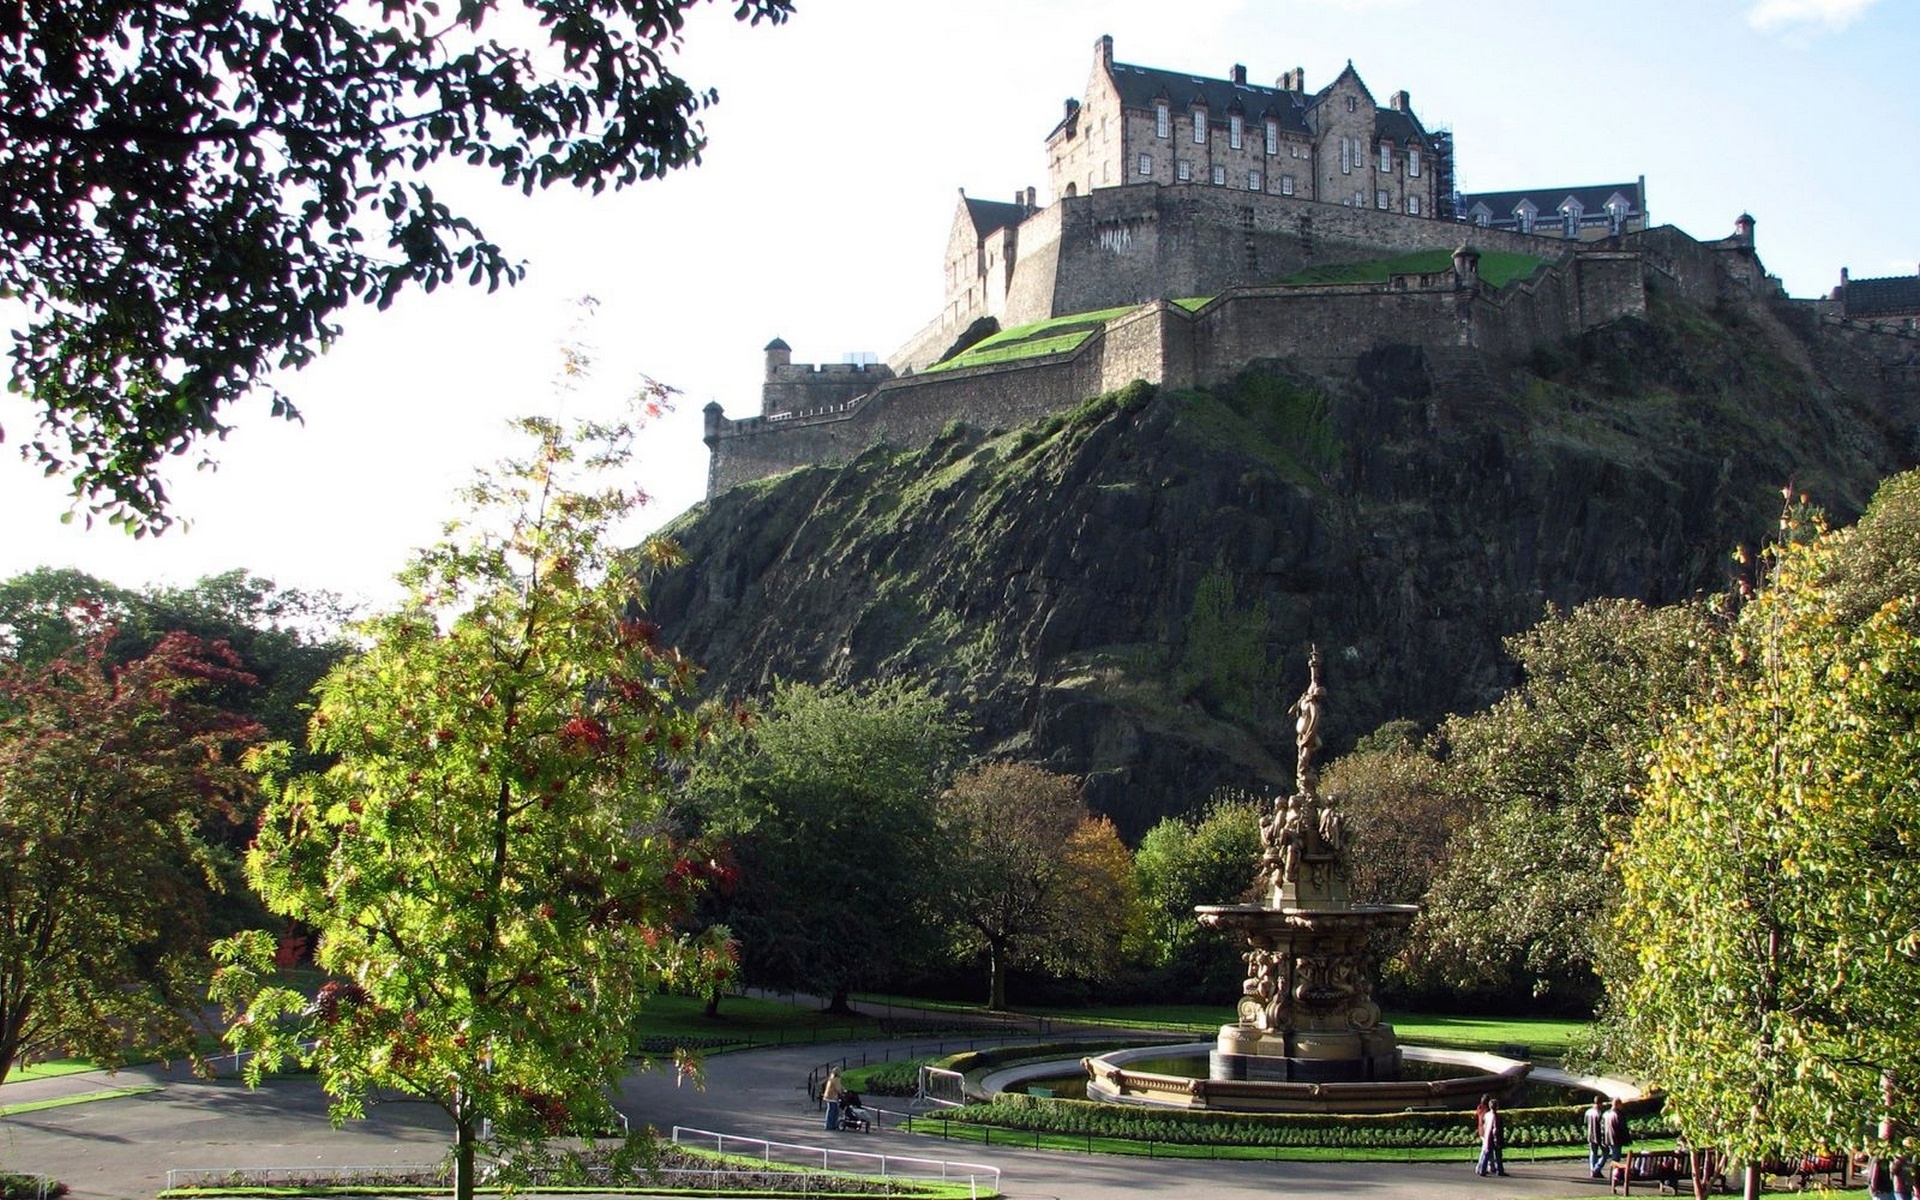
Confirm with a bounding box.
[706,245,1665,495]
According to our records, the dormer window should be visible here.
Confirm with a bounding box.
[1229,113,1243,150]
[1192,106,1207,144]
[1265,119,1278,155]
[1155,102,1170,139]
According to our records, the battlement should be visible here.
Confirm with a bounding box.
[703,232,1773,496]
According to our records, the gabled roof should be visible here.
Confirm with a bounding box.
[962,197,1030,238]
[1845,273,1920,317]
[1375,107,1429,145]
[1108,60,1313,136]
[1460,182,1644,217]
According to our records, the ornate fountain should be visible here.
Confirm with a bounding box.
[1196,645,1415,1084]
[1084,648,1528,1112]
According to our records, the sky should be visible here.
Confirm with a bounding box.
[3,0,1916,612]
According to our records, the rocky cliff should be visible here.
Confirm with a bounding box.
[650,286,1919,839]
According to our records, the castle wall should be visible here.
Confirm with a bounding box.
[762,362,892,417]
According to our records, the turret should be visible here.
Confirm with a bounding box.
[764,336,791,380]
[1452,244,1481,287]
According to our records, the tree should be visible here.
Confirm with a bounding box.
[0,630,262,1087]
[936,762,1125,1010]
[1606,475,1920,1200]
[1129,793,1261,1001]
[1402,598,1724,1005]
[3,0,791,532]
[687,679,961,1013]
[0,567,135,664]
[213,399,732,1200]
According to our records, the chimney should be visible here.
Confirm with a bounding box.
[1025,186,1037,209]
[1390,90,1409,112]
[1292,67,1305,93]
[1096,34,1113,68]
[1064,97,1080,124]
[1232,64,1247,86]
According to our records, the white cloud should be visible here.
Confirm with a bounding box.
[1748,0,1879,32]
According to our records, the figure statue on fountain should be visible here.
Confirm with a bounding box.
[1257,645,1352,907]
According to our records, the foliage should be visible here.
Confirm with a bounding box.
[687,679,962,1010]
[1047,815,1138,982]
[0,630,263,1087]
[1177,563,1272,725]
[935,1091,1672,1150]
[936,763,1127,1010]
[0,1174,67,1200]
[0,568,135,664]
[1606,473,1920,1180]
[1402,597,1724,1004]
[212,396,733,1200]
[2,0,791,532]
[1128,794,1261,1001]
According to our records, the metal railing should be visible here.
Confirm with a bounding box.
[672,1125,1000,1197]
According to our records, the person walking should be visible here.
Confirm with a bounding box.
[1894,1153,1914,1200]
[1603,1097,1631,1169]
[1586,1094,1609,1178]
[1477,1098,1507,1177]
[821,1066,845,1132]
[1869,1154,1897,1200]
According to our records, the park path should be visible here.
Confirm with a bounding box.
[0,1019,1617,1199]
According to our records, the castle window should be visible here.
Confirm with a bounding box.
[1229,113,1243,150]
[1407,195,1421,216]
[1376,188,1389,210]
[1475,210,1490,228]
[1138,153,1152,177]
[1354,190,1365,207]
[1155,102,1170,138]
[1281,173,1295,196]
[1408,147,1421,177]
[1192,106,1207,144]
[1345,95,1357,113]
[1248,170,1262,191]
[1340,137,1352,174]
[1176,159,1191,182]
[1378,146,1389,173]
[1265,120,1278,155]
[1211,164,1226,186]
[1517,208,1535,234]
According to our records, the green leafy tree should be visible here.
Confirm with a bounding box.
[1607,475,1920,1200]
[688,679,962,1013]
[213,397,732,1200]
[937,762,1121,1010]
[0,630,263,1086]
[0,567,135,664]
[1405,597,1724,1004]
[1129,793,1261,1001]
[3,0,791,531]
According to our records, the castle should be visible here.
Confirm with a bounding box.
[702,38,1917,498]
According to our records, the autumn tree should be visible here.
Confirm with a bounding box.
[937,763,1131,1010]
[687,679,961,1013]
[1607,474,1920,1200]
[213,396,732,1199]
[3,0,791,531]
[0,630,262,1086]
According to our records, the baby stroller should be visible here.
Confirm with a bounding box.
[839,1090,872,1132]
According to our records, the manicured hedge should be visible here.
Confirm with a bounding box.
[937,1093,1674,1151]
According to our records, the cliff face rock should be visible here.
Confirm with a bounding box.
[651,290,1918,839]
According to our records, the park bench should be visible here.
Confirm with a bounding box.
[1757,1153,1848,1191]
[1608,1150,1693,1195]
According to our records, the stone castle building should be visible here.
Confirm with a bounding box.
[700,40,1917,498]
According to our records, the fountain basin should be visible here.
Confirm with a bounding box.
[1083,1042,1530,1114]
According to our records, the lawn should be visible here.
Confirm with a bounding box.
[1274,248,1546,289]
[633,992,881,1051]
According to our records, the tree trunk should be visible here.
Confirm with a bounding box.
[988,944,1006,1011]
[703,991,721,1019]
[826,987,853,1015]
[1743,1161,1762,1200]
[453,1106,479,1200]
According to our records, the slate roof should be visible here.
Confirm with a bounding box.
[964,197,1030,237]
[1108,60,1314,136]
[1845,273,1920,317]
[1459,182,1644,219]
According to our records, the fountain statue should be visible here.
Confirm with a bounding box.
[1194,646,1415,1083]
[1083,650,1527,1111]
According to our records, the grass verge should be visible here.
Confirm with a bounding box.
[0,1085,160,1117]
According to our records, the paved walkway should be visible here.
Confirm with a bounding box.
[0,1035,1624,1200]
